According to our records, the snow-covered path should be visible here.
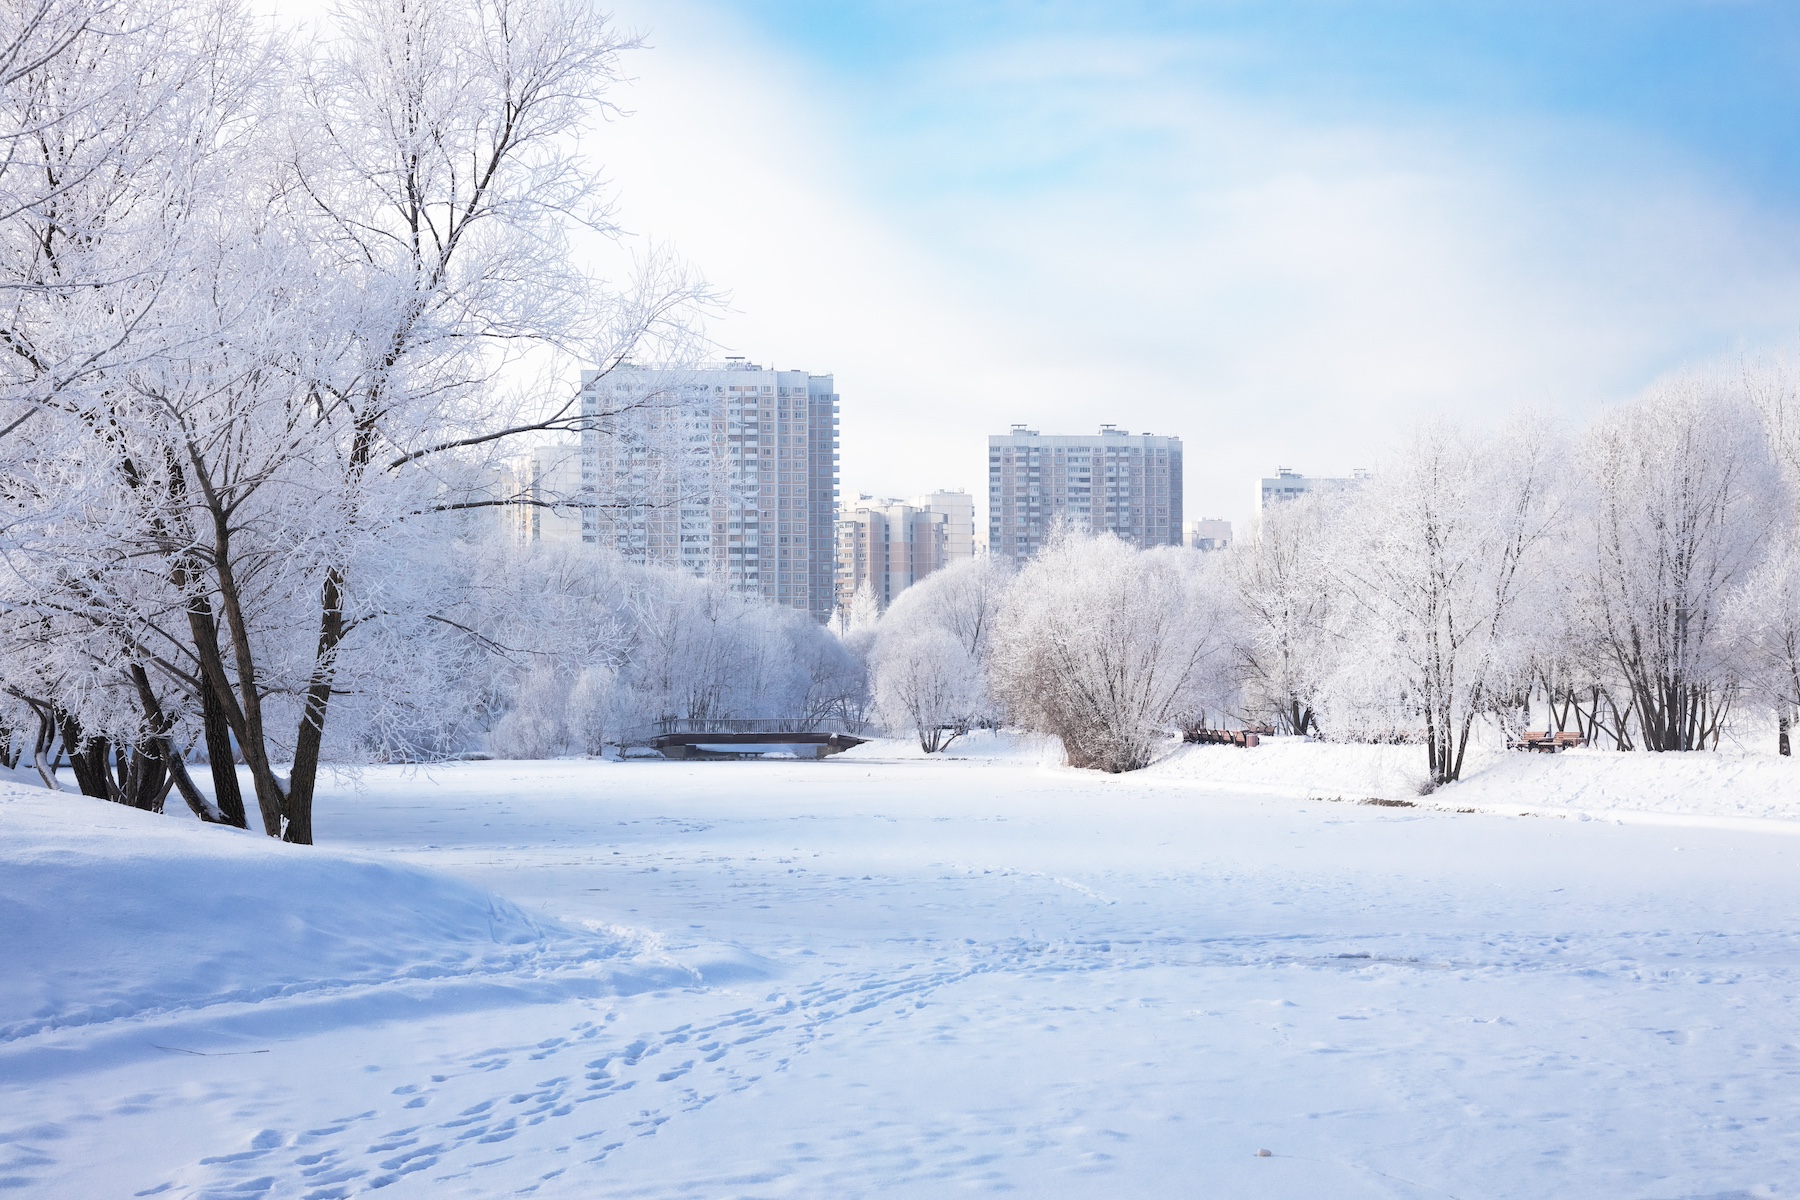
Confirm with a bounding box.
[5,748,1800,1198]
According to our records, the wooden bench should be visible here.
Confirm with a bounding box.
[1184,728,1261,748]
[1506,731,1585,753]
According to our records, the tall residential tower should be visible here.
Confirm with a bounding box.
[577,360,841,621]
[987,426,1182,566]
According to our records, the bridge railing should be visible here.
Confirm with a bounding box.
[653,717,848,736]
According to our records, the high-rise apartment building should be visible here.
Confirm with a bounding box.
[987,426,1183,566]
[833,489,974,613]
[577,360,841,621]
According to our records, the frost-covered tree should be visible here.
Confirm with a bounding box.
[1735,359,1800,753]
[565,666,618,757]
[867,555,1011,744]
[991,534,1235,773]
[488,668,570,760]
[0,0,262,824]
[846,583,881,635]
[872,627,982,753]
[1235,493,1342,736]
[1727,545,1800,755]
[0,0,709,840]
[1333,422,1559,785]
[366,539,867,760]
[886,556,1010,665]
[1576,378,1781,751]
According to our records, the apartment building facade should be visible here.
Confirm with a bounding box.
[833,489,975,613]
[571,360,841,621]
[913,490,977,563]
[987,426,1183,566]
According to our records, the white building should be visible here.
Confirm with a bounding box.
[988,425,1183,566]
[1259,467,1367,511]
[1187,517,1232,551]
[568,360,841,622]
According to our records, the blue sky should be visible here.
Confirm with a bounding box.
[731,1,1800,192]
[598,0,1800,526]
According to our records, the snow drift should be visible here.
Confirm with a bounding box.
[0,783,687,1045]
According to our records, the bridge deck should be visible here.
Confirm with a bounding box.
[649,730,867,760]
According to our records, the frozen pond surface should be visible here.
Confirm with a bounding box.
[4,747,1800,1198]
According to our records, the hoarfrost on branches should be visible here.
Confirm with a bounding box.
[990,533,1235,773]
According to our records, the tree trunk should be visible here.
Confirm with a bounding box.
[1449,708,1478,783]
[1781,713,1792,758]
[128,662,227,823]
[162,458,282,831]
[193,544,289,836]
[29,702,59,791]
[201,674,247,828]
[161,739,226,823]
[57,711,115,800]
[284,564,350,845]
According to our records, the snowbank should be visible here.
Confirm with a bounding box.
[1145,735,1438,799]
[0,782,686,1045]
[837,728,1063,765]
[1440,747,1800,824]
[1145,736,1800,826]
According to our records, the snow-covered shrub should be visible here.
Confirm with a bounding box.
[865,555,1011,748]
[488,669,569,759]
[991,533,1235,773]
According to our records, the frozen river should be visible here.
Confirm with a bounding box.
[4,745,1799,1198]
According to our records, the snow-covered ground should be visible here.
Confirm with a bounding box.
[1144,734,1800,827]
[5,740,1800,1198]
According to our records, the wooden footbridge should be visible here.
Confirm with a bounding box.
[650,718,867,760]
